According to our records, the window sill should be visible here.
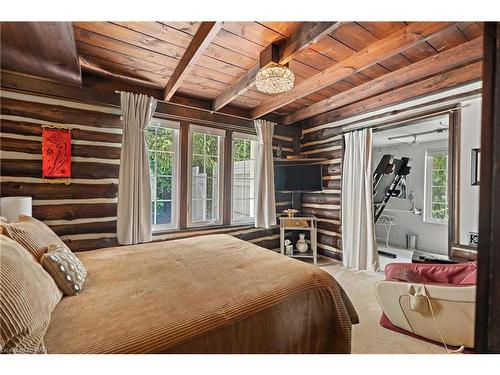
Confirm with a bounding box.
[423,219,448,226]
[152,223,253,237]
[152,225,178,232]
[232,220,255,226]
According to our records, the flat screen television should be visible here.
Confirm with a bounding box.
[275,164,322,192]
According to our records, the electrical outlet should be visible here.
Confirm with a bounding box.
[469,232,479,247]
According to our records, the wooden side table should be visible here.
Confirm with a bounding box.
[279,216,318,265]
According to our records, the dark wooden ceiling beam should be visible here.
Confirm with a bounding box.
[0,22,81,86]
[283,37,483,125]
[250,22,455,119]
[163,22,223,101]
[212,22,342,112]
[279,22,343,65]
[298,60,482,128]
[211,65,260,112]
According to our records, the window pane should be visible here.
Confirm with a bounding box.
[205,134,218,155]
[433,154,447,169]
[432,170,447,187]
[156,201,172,225]
[234,160,245,180]
[190,130,221,224]
[150,175,157,200]
[156,127,173,151]
[244,140,251,159]
[232,138,257,222]
[192,155,205,175]
[157,177,172,200]
[156,152,172,176]
[432,186,447,203]
[244,160,255,178]
[205,199,214,221]
[148,123,178,229]
[213,177,219,202]
[192,177,206,200]
[192,199,204,222]
[146,127,156,150]
[148,151,156,173]
[206,156,218,177]
[151,201,155,224]
[233,139,247,161]
[233,208,246,222]
[234,178,252,200]
[233,178,245,201]
[432,203,448,220]
[206,177,213,199]
[192,132,205,154]
[204,199,218,221]
[233,198,253,221]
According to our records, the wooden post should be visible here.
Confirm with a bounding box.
[178,121,190,229]
[223,130,233,225]
[475,22,500,353]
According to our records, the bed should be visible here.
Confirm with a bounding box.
[44,234,358,353]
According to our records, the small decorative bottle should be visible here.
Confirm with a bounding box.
[296,233,308,253]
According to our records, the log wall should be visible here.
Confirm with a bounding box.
[300,122,343,260]
[0,87,297,252]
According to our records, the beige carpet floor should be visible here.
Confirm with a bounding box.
[321,261,445,354]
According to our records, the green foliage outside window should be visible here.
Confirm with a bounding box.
[233,139,252,161]
[147,126,175,225]
[431,154,448,221]
[146,128,256,225]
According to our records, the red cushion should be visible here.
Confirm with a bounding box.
[385,262,477,285]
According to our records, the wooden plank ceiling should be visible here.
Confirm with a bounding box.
[3,21,484,124]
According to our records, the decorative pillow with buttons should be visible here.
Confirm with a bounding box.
[40,244,87,296]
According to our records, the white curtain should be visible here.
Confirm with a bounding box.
[342,129,380,271]
[116,92,157,245]
[254,119,277,229]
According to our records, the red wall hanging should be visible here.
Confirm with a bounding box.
[42,126,72,183]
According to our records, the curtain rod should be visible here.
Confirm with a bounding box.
[113,90,262,123]
[388,128,448,141]
[371,105,465,133]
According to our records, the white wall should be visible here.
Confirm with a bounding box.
[459,97,481,245]
[373,140,449,254]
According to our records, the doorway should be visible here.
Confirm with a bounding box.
[372,115,451,269]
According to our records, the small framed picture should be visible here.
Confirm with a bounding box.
[471,148,480,186]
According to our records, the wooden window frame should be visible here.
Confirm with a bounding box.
[148,118,181,233]
[186,124,226,228]
[423,148,449,225]
[231,132,259,225]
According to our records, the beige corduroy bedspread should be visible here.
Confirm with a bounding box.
[44,234,358,353]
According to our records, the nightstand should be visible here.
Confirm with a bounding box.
[279,215,318,265]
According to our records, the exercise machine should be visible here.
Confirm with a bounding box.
[373,154,412,258]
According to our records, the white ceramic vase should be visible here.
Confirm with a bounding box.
[296,233,308,253]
